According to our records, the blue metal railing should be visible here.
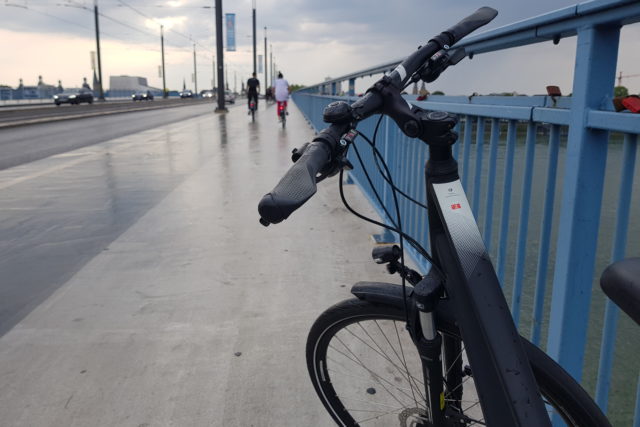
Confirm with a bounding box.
[292,1,640,425]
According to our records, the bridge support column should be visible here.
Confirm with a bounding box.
[546,24,621,382]
[348,78,355,96]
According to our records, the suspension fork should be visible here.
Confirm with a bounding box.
[410,272,448,426]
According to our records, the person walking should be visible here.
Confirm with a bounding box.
[274,72,289,119]
[246,72,260,113]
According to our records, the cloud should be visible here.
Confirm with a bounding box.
[1,0,639,94]
[145,15,189,32]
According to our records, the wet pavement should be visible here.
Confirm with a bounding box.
[0,98,212,128]
[0,101,392,426]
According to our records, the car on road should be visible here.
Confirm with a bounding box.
[53,89,94,106]
[131,90,154,101]
[201,90,215,98]
[224,90,235,104]
[180,90,194,99]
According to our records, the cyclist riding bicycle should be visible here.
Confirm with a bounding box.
[274,72,290,120]
[246,72,260,114]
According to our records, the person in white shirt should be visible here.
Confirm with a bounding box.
[274,72,289,119]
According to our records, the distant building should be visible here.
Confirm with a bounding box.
[36,76,59,99]
[3,77,63,100]
[109,75,161,97]
[0,85,12,100]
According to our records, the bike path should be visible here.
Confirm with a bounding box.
[0,101,393,426]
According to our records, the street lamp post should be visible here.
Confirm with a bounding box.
[161,25,167,98]
[214,0,226,111]
[270,44,273,87]
[264,26,267,96]
[93,0,104,100]
[193,43,198,94]
[252,0,256,75]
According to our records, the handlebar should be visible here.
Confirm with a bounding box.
[258,7,497,226]
[258,123,349,225]
[443,7,498,46]
[258,142,330,225]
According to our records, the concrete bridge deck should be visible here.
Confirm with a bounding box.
[0,102,392,426]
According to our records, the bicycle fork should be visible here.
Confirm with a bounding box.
[410,273,448,427]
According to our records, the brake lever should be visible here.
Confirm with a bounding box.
[317,129,357,181]
[291,142,311,162]
[293,129,357,183]
[407,48,467,85]
[420,48,466,83]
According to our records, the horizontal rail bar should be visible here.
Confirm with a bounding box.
[588,110,640,134]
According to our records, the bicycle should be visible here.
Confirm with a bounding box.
[258,7,617,426]
[278,101,287,129]
[249,99,257,123]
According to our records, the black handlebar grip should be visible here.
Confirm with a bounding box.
[444,7,498,45]
[258,141,331,225]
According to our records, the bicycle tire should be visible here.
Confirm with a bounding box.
[306,298,610,427]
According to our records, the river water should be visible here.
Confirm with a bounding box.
[456,126,639,425]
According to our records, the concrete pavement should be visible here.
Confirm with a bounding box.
[0,101,394,426]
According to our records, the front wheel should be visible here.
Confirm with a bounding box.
[306,298,610,427]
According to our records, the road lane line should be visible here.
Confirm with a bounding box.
[0,154,96,191]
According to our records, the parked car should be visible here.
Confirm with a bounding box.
[53,88,94,105]
[180,90,194,98]
[131,90,154,101]
[224,90,235,104]
[201,90,215,98]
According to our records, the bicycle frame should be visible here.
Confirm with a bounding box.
[419,144,551,426]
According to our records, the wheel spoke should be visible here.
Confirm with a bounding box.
[329,338,420,408]
[345,324,420,387]
[354,406,408,424]
[339,396,409,410]
[391,320,420,409]
[350,322,426,402]
[445,371,472,398]
[371,320,422,387]
[327,364,419,394]
[444,343,465,377]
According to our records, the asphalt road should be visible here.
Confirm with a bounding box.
[0,102,220,170]
[0,98,214,127]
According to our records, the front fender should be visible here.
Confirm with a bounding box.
[351,281,457,327]
[351,281,410,309]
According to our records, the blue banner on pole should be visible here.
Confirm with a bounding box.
[225,13,236,52]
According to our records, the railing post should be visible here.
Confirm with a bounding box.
[348,78,355,97]
[546,24,621,381]
[595,133,637,410]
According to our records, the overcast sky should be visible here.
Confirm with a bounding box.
[1,0,639,95]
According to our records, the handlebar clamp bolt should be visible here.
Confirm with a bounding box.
[403,120,420,138]
[323,101,353,124]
